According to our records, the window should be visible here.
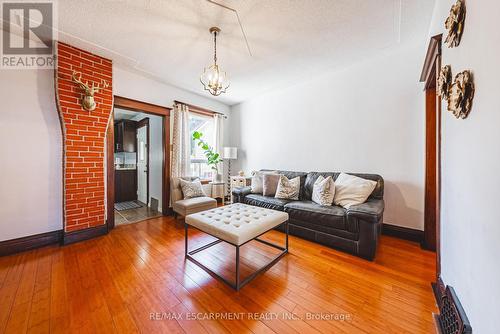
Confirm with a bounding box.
[189,113,215,179]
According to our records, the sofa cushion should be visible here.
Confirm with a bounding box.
[173,196,217,216]
[284,201,346,231]
[179,178,206,199]
[304,172,384,201]
[312,175,335,206]
[261,170,308,200]
[263,173,281,196]
[243,194,291,211]
[275,175,301,200]
[251,170,278,193]
[174,196,216,210]
[333,173,377,208]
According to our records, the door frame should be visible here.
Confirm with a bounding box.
[420,34,442,279]
[136,118,150,206]
[107,96,171,230]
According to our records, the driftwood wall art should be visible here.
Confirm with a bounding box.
[444,0,466,48]
[447,70,474,119]
[437,65,452,99]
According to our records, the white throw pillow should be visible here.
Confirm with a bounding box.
[333,173,377,208]
[251,171,278,193]
[275,175,300,200]
[179,178,206,199]
[312,175,335,206]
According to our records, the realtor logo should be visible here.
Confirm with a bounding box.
[1,1,55,69]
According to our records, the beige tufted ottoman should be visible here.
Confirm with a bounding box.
[185,203,289,290]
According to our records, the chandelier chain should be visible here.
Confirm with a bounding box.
[213,30,217,64]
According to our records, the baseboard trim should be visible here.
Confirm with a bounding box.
[62,225,108,245]
[0,230,63,257]
[382,223,424,243]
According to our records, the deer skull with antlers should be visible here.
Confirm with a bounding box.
[71,71,109,111]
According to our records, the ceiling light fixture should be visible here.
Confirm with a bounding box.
[200,27,230,96]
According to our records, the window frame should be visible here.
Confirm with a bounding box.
[188,113,216,181]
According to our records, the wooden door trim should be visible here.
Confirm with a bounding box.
[106,116,115,230]
[420,34,442,280]
[420,34,443,88]
[114,96,170,116]
[108,96,172,231]
[137,118,150,206]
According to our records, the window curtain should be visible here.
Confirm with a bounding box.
[213,113,224,177]
[171,103,190,177]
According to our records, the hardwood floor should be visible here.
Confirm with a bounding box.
[0,217,437,333]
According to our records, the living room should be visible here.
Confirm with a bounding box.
[0,0,498,333]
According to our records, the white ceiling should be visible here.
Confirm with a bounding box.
[57,0,435,105]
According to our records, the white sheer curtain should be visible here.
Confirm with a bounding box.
[213,113,224,178]
[171,103,191,177]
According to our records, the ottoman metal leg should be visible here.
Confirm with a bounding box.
[235,246,240,290]
[184,222,188,256]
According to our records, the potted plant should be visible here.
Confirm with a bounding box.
[192,131,223,182]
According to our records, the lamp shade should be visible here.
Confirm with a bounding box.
[223,147,237,159]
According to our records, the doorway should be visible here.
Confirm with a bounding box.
[106,96,171,230]
[420,34,442,279]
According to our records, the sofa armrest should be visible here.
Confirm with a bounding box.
[232,186,252,203]
[347,199,384,224]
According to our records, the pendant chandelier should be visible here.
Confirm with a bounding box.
[200,27,230,96]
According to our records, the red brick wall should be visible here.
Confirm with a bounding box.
[55,42,113,232]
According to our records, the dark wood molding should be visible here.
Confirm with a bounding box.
[423,87,438,252]
[420,34,443,87]
[106,116,115,230]
[114,95,171,116]
[420,36,442,278]
[436,53,442,278]
[382,224,424,243]
[432,276,446,307]
[0,230,63,257]
[62,225,108,245]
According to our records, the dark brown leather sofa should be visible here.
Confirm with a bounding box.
[232,170,384,260]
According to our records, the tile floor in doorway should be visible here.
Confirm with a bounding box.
[114,202,162,225]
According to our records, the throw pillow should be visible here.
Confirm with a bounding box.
[179,178,206,199]
[333,173,377,208]
[263,173,281,196]
[251,170,278,193]
[312,175,335,206]
[275,175,300,200]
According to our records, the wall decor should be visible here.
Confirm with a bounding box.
[72,71,109,111]
[447,70,474,119]
[437,65,452,99]
[444,0,466,48]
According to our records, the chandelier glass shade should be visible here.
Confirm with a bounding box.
[200,27,230,96]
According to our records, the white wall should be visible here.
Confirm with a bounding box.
[429,1,500,333]
[230,45,426,230]
[0,70,63,241]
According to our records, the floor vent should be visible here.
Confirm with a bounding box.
[433,281,472,334]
